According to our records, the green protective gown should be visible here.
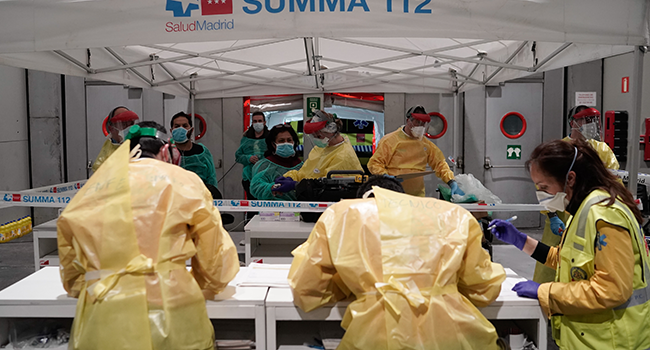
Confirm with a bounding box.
[181,143,219,189]
[235,136,267,182]
[250,158,303,201]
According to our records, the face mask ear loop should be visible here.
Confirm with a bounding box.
[563,147,578,193]
[362,189,375,199]
[129,144,142,160]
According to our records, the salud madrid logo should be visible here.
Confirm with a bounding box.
[165,0,235,32]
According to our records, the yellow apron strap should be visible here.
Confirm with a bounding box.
[374,276,428,316]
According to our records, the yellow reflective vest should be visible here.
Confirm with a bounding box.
[550,190,650,349]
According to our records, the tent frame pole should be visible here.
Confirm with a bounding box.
[626,46,645,194]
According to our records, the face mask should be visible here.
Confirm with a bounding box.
[536,191,569,212]
[313,137,330,148]
[578,122,599,140]
[253,122,265,133]
[535,146,578,212]
[110,129,127,145]
[410,126,426,139]
[172,127,190,144]
[275,143,295,158]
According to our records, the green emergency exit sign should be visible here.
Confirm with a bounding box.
[307,97,320,116]
[507,145,522,159]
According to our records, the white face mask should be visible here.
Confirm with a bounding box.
[410,126,426,139]
[535,146,578,212]
[578,122,599,140]
[536,191,569,212]
[252,122,264,133]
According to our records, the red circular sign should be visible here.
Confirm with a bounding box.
[425,112,448,139]
[500,112,527,139]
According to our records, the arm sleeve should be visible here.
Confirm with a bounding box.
[235,139,252,166]
[288,210,350,312]
[367,138,391,175]
[57,218,85,298]
[457,216,506,307]
[283,168,302,182]
[427,141,455,183]
[201,146,219,188]
[250,162,276,200]
[537,222,635,317]
[191,189,240,295]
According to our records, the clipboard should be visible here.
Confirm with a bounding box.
[395,171,436,180]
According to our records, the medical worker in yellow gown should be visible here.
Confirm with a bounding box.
[368,105,463,197]
[273,110,363,193]
[289,180,506,350]
[57,121,239,350]
[92,106,139,172]
[534,106,619,284]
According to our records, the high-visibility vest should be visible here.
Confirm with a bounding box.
[552,190,650,349]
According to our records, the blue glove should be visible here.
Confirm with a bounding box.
[512,280,540,299]
[549,215,565,236]
[449,180,465,196]
[489,219,527,250]
[273,176,296,193]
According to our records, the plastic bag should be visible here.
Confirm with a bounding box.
[451,174,502,204]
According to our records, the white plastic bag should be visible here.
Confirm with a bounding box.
[451,174,502,204]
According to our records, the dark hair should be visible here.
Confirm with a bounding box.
[170,112,192,128]
[526,138,642,223]
[129,121,168,158]
[356,176,405,198]
[245,112,269,139]
[107,106,129,126]
[264,124,300,158]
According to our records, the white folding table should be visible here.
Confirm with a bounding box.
[264,268,546,350]
[0,267,269,350]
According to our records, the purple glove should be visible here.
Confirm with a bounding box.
[489,219,527,250]
[273,176,296,193]
[512,280,540,299]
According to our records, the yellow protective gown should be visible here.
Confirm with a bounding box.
[368,127,454,196]
[289,187,506,350]
[283,135,362,181]
[57,142,239,350]
[91,138,120,172]
[534,137,620,283]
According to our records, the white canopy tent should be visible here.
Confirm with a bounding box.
[0,0,648,187]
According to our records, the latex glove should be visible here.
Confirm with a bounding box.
[449,180,465,196]
[273,176,296,193]
[512,280,540,299]
[489,219,527,250]
[549,215,565,236]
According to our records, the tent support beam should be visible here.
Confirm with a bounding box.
[532,42,572,72]
[626,46,645,194]
[158,62,191,94]
[484,41,529,84]
[458,63,481,91]
[331,37,495,56]
[104,47,153,86]
[53,50,94,74]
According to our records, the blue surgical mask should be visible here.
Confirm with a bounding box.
[172,127,189,144]
[275,143,295,158]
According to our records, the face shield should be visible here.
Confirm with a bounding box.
[570,108,602,141]
[304,111,338,147]
[407,114,431,140]
[108,110,139,144]
[125,125,181,165]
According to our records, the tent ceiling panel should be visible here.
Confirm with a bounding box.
[0,1,645,98]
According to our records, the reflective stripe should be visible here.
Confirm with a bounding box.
[574,195,610,241]
[573,242,584,250]
[614,283,650,310]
